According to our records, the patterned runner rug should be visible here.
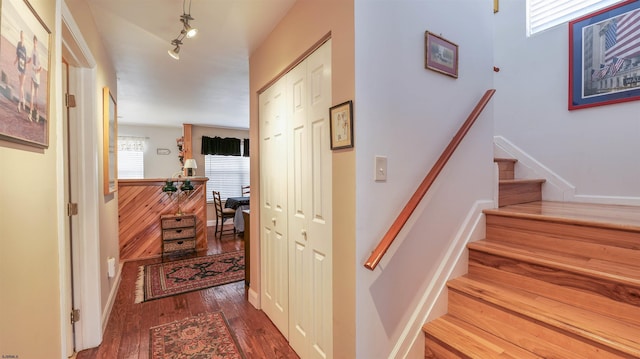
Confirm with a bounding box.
[150,312,244,358]
[135,251,244,303]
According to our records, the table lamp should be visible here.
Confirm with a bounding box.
[184,158,197,177]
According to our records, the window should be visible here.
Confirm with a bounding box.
[117,136,145,179]
[204,154,250,201]
[527,0,625,35]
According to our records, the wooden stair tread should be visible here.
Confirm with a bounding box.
[498,179,546,185]
[468,239,640,286]
[423,315,542,358]
[467,261,640,328]
[484,201,640,232]
[448,276,640,356]
[494,158,517,163]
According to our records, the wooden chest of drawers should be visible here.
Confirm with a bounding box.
[161,214,196,257]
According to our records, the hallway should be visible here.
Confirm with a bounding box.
[77,225,298,358]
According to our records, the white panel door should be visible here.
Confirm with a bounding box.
[287,40,333,359]
[287,56,311,356]
[259,79,289,337]
[260,39,333,358]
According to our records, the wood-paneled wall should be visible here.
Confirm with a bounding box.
[118,178,208,260]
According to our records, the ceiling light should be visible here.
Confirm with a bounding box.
[181,14,198,38]
[168,45,180,60]
[168,37,183,60]
[167,0,196,59]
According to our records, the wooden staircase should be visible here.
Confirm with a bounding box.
[422,158,640,358]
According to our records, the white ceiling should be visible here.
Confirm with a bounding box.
[86,0,296,129]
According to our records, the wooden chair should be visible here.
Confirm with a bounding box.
[213,190,236,238]
[241,185,250,196]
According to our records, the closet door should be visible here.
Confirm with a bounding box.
[287,40,332,359]
[259,78,289,337]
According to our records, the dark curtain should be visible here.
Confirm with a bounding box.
[201,136,241,156]
[243,138,250,157]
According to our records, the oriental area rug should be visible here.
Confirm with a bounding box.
[150,312,244,359]
[135,251,244,303]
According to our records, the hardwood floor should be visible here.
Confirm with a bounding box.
[77,225,299,359]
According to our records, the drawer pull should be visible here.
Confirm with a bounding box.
[176,229,182,233]
[175,218,182,222]
[177,241,184,245]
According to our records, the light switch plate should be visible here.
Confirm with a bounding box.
[375,156,387,181]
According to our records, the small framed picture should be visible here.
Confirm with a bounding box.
[329,100,353,150]
[425,31,458,78]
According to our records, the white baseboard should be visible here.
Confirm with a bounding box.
[390,200,494,358]
[494,136,640,206]
[207,220,215,227]
[571,194,640,206]
[248,287,260,309]
[101,263,123,334]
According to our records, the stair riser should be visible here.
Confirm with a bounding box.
[469,249,640,307]
[468,261,640,327]
[448,290,636,359]
[498,182,542,207]
[424,335,469,359]
[495,160,515,181]
[486,215,640,266]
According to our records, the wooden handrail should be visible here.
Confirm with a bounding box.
[364,89,496,270]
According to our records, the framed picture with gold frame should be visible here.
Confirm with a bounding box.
[329,100,353,150]
[103,87,117,195]
[0,0,52,148]
[425,31,458,78]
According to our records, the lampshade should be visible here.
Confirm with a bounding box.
[184,158,197,176]
[180,179,194,191]
[168,46,180,60]
[184,23,198,38]
[162,180,177,193]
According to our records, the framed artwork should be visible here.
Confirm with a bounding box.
[0,0,51,148]
[425,31,458,78]
[103,87,117,195]
[329,100,353,150]
[569,0,640,110]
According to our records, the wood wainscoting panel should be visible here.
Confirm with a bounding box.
[118,178,208,260]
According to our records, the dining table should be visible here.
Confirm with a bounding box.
[225,196,250,232]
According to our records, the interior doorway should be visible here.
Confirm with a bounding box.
[61,3,103,351]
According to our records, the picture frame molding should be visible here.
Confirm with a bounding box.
[329,100,354,150]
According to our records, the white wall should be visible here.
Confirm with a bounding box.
[494,1,640,203]
[117,124,183,178]
[354,0,495,357]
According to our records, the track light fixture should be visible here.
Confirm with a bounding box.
[167,0,197,60]
[181,13,198,38]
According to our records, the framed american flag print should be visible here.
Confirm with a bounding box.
[569,0,640,110]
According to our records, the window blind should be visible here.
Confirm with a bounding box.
[528,0,624,35]
[117,136,145,179]
[204,155,250,201]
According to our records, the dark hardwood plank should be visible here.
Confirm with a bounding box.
[77,225,298,359]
